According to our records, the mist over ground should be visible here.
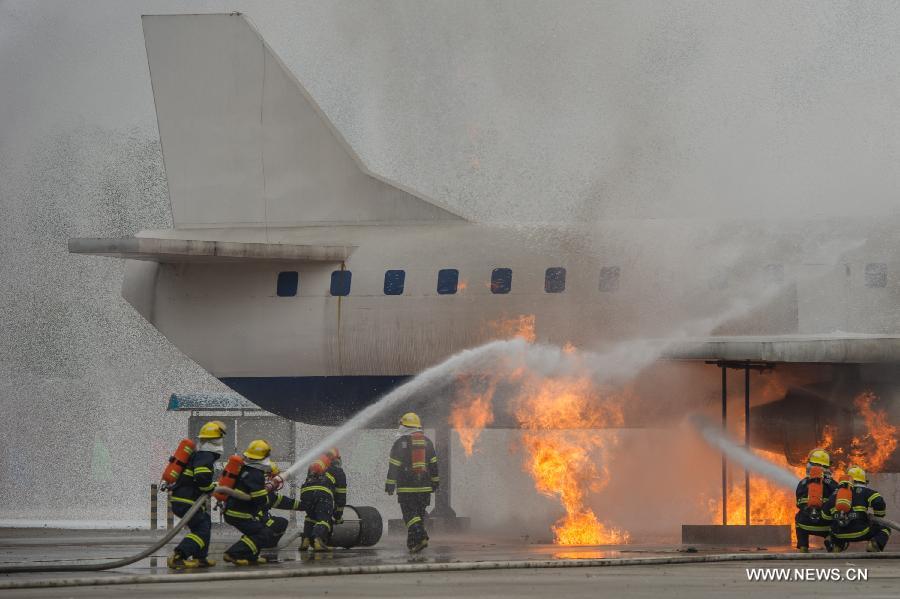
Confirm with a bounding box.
[2,1,900,527]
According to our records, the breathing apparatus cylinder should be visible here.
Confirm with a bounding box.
[214,454,245,502]
[161,438,196,485]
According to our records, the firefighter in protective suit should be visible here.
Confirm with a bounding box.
[794,448,837,553]
[822,466,891,553]
[220,440,288,565]
[327,448,348,529]
[166,420,226,569]
[298,453,338,552]
[297,448,348,552]
[385,412,439,553]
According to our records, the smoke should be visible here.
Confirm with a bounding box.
[3,0,900,526]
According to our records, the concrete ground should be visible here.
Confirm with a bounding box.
[1,528,898,597]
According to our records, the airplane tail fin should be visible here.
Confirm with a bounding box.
[142,13,464,229]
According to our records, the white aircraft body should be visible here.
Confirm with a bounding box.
[71,14,900,467]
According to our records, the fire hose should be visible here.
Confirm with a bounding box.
[0,493,210,574]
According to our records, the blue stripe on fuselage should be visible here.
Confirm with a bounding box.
[220,376,411,426]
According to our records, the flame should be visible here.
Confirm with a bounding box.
[451,315,630,544]
[707,390,897,546]
[457,279,468,292]
[514,376,629,545]
[449,378,496,456]
[849,391,898,472]
[487,314,536,343]
[818,391,897,476]
[708,449,801,529]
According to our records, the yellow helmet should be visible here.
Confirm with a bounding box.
[243,439,272,460]
[400,412,422,428]
[847,465,867,484]
[198,420,227,439]
[270,462,280,476]
[807,448,830,468]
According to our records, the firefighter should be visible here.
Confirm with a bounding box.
[166,420,226,569]
[220,439,288,565]
[385,412,439,553]
[822,465,890,553]
[327,448,348,527]
[298,453,337,552]
[794,448,837,553]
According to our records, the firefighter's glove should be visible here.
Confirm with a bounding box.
[265,474,284,493]
[385,483,395,496]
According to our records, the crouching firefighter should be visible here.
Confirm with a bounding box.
[165,420,226,569]
[385,412,439,553]
[823,466,891,553]
[794,448,837,553]
[219,440,288,565]
[298,452,340,552]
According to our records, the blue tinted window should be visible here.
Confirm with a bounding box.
[277,271,298,297]
[599,266,620,292]
[330,270,352,296]
[545,267,566,293]
[491,268,512,294]
[437,269,459,295]
[865,263,887,288]
[384,270,406,295]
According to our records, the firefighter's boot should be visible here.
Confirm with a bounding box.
[313,537,332,552]
[224,551,268,566]
[409,538,429,554]
[167,552,188,570]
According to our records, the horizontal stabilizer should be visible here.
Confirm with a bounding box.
[663,334,900,364]
[68,237,354,263]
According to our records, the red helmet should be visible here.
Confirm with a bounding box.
[309,454,331,475]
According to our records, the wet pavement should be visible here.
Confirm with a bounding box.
[1,527,897,597]
[0,528,695,576]
[0,527,787,581]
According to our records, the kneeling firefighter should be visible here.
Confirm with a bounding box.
[219,440,288,565]
[794,448,837,553]
[165,420,226,569]
[298,452,340,552]
[823,466,890,553]
[385,412,439,553]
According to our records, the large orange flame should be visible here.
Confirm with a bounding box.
[849,391,898,473]
[451,314,630,544]
[514,376,629,545]
[708,390,897,544]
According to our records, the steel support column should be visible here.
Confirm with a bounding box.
[744,364,751,526]
[721,366,727,526]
